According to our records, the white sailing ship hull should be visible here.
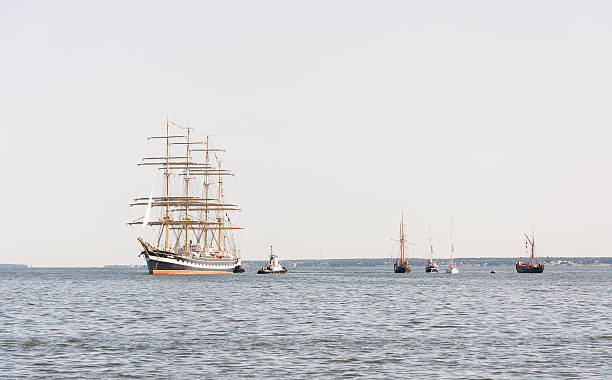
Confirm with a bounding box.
[141,249,241,275]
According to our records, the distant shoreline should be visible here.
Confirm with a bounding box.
[244,257,612,269]
[3,257,610,269]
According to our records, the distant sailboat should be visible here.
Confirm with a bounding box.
[516,231,545,273]
[425,225,439,273]
[446,216,459,274]
[393,213,413,273]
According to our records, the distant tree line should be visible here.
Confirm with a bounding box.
[242,256,612,269]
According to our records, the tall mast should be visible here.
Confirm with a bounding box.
[450,216,454,266]
[218,160,223,252]
[184,127,191,255]
[204,135,210,251]
[164,118,170,251]
[531,229,535,265]
[428,224,432,260]
[400,213,405,263]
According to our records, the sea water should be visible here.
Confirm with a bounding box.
[1,265,610,378]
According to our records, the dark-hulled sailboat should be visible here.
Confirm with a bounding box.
[393,213,413,273]
[129,120,244,274]
[425,224,439,273]
[516,231,545,273]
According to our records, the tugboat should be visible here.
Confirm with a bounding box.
[257,246,287,274]
[393,213,413,273]
[425,224,439,273]
[446,216,459,274]
[516,231,545,273]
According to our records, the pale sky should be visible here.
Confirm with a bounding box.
[1,0,610,266]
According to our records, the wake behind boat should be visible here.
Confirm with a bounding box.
[257,246,287,274]
[129,120,244,275]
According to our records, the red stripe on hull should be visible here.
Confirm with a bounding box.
[152,270,233,275]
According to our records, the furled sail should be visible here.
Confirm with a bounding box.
[142,188,153,227]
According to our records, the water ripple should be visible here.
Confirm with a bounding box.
[0,266,610,378]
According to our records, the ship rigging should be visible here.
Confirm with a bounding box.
[393,213,413,273]
[516,231,546,273]
[129,120,244,274]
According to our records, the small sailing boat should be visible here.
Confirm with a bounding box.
[425,225,439,273]
[446,216,459,274]
[393,213,413,273]
[516,231,545,273]
[257,246,287,274]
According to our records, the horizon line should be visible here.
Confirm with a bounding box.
[2,256,609,268]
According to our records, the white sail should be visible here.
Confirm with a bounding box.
[142,188,153,227]
[447,216,459,274]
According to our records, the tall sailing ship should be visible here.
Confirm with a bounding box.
[393,213,413,273]
[516,231,545,273]
[129,120,244,275]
